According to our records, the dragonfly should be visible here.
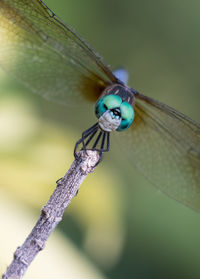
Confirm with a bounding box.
[0,0,199,211]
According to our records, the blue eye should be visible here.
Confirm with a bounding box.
[103,94,122,109]
[95,94,122,118]
[117,102,134,131]
[95,98,106,118]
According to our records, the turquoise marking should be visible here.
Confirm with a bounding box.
[95,94,134,131]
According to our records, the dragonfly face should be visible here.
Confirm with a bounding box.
[0,0,199,211]
[95,84,135,132]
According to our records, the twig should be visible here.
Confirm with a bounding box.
[2,150,100,279]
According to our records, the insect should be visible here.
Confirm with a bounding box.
[0,0,199,211]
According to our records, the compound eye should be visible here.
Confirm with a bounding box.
[95,98,106,118]
[95,94,122,118]
[103,94,122,109]
[117,102,134,131]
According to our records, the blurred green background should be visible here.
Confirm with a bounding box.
[0,0,200,278]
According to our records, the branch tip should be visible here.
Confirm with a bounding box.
[3,150,100,279]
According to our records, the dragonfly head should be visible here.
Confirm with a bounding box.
[95,94,134,132]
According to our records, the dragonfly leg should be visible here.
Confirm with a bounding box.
[105,132,110,152]
[74,123,98,158]
[56,177,63,185]
[74,123,110,159]
[92,130,102,149]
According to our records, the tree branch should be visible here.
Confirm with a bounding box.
[2,150,100,279]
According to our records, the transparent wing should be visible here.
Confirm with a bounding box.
[0,0,117,105]
[117,92,200,211]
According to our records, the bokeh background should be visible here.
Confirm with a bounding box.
[0,0,200,278]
